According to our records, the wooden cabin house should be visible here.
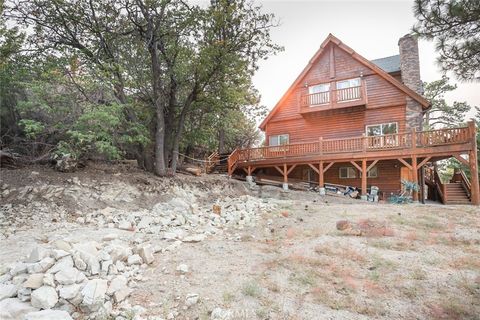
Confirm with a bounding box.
[227,34,479,205]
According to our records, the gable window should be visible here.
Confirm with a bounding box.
[366,122,398,136]
[336,77,361,102]
[269,134,289,146]
[367,166,378,178]
[339,167,356,179]
[308,83,330,105]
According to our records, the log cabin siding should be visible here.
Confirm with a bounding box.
[266,43,409,142]
[262,160,401,196]
[266,104,406,143]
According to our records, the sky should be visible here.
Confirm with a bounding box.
[252,0,479,121]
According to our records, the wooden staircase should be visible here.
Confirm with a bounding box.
[444,182,471,204]
[425,167,472,205]
[205,152,231,174]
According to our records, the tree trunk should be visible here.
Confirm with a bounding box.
[170,92,197,173]
[218,127,225,154]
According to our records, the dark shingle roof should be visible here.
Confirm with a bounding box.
[370,55,401,73]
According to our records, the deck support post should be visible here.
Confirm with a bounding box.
[361,159,367,199]
[319,161,325,195]
[282,163,289,191]
[469,121,480,205]
[412,155,419,202]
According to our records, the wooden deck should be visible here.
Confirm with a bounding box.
[228,122,479,205]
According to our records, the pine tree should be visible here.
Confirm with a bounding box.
[423,76,471,129]
[413,0,480,81]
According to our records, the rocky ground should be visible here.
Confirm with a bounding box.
[0,163,479,320]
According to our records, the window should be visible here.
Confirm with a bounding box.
[366,122,399,148]
[339,167,356,179]
[309,83,330,94]
[308,83,330,105]
[336,78,361,102]
[366,123,398,136]
[269,134,289,146]
[367,166,378,178]
[336,77,361,90]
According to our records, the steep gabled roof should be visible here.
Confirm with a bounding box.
[259,34,430,130]
[371,55,401,73]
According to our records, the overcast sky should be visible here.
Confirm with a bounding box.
[252,0,479,120]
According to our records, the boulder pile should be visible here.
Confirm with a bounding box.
[80,195,276,238]
[0,239,155,320]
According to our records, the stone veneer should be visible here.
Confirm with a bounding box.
[398,34,423,131]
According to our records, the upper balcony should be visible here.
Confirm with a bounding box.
[299,78,367,114]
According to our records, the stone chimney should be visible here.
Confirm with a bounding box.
[398,34,423,130]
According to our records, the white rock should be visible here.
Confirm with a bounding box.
[107,275,128,295]
[138,245,155,264]
[9,263,28,276]
[23,273,44,289]
[73,255,87,271]
[115,261,125,272]
[110,245,131,263]
[176,264,189,274]
[47,256,74,274]
[42,273,55,287]
[127,255,143,265]
[17,288,31,302]
[0,298,38,320]
[102,234,118,241]
[137,216,153,229]
[27,257,55,274]
[117,220,132,230]
[185,293,199,307]
[52,250,71,260]
[183,234,206,243]
[81,279,107,311]
[0,284,17,301]
[55,267,86,285]
[24,309,73,320]
[0,273,12,283]
[27,247,50,263]
[113,288,132,303]
[59,283,82,300]
[52,240,72,252]
[31,286,58,309]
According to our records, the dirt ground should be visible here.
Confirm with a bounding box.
[1,163,479,320]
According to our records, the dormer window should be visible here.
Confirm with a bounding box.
[336,77,361,102]
[307,83,330,105]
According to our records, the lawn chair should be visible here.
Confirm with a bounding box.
[367,186,379,202]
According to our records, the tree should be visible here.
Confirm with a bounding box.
[5,0,279,175]
[413,0,480,81]
[423,76,471,129]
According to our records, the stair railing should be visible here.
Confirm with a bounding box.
[451,169,472,200]
[227,148,239,176]
[205,151,219,173]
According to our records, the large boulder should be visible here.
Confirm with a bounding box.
[48,256,74,274]
[27,257,55,274]
[58,283,82,300]
[26,247,50,263]
[0,298,38,320]
[24,309,73,320]
[0,283,17,301]
[31,286,58,309]
[137,245,155,264]
[55,267,86,285]
[23,273,44,289]
[81,279,107,311]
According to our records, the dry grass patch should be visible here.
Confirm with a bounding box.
[449,256,480,270]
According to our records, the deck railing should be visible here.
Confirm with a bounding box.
[235,126,473,163]
[300,85,364,108]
